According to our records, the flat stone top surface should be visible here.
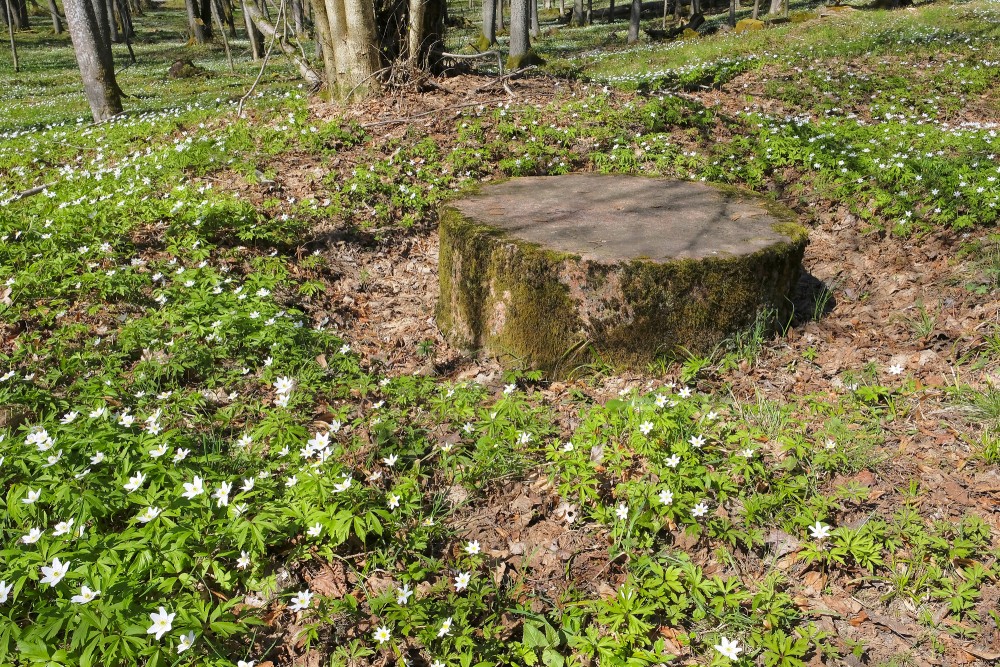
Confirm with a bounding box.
[449,174,796,262]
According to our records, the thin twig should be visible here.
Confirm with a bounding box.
[5,183,56,204]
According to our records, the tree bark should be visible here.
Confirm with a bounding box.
[11,0,27,29]
[529,0,537,37]
[407,0,443,68]
[481,0,495,45]
[185,0,209,42]
[408,0,426,65]
[63,0,124,121]
[508,0,529,63]
[199,0,213,36]
[340,0,379,94]
[211,0,233,71]
[309,0,337,88]
[291,0,304,35]
[48,0,64,33]
[767,0,779,14]
[751,0,759,19]
[727,0,734,26]
[105,0,122,42]
[244,1,323,88]
[607,0,614,22]
[570,0,582,25]
[242,0,264,58]
[627,0,639,43]
[4,0,18,71]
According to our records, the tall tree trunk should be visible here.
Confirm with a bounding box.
[529,0,537,37]
[104,0,121,42]
[727,0,734,26]
[767,0,779,14]
[481,0,495,46]
[310,0,337,88]
[185,0,208,42]
[116,0,134,41]
[64,0,123,121]
[341,0,378,95]
[199,0,213,36]
[508,0,529,65]
[627,0,639,43]
[211,0,232,70]
[570,0,581,25]
[408,0,425,64]
[12,0,28,29]
[607,0,613,22]
[48,0,64,33]
[291,0,303,34]
[408,0,444,67]
[242,0,263,58]
[751,0,759,19]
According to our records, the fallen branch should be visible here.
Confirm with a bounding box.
[439,49,504,74]
[5,183,56,204]
[243,2,322,91]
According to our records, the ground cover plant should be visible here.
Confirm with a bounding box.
[2,0,1000,666]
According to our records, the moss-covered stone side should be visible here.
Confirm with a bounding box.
[437,182,808,378]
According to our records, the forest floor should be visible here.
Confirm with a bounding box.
[2,1,1000,667]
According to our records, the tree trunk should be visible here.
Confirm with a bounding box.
[11,0,27,29]
[408,0,425,65]
[508,0,529,65]
[4,0,18,71]
[291,0,304,35]
[185,0,208,42]
[244,1,324,88]
[104,0,122,42]
[408,0,443,67]
[199,0,213,36]
[242,0,263,58]
[751,0,759,19]
[309,0,337,88]
[727,0,734,26]
[570,0,581,25]
[341,0,378,95]
[607,0,613,22]
[529,0,537,37]
[116,0,134,41]
[481,0,495,46]
[64,0,124,121]
[627,0,639,43]
[767,0,779,14]
[211,0,232,71]
[47,0,63,33]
